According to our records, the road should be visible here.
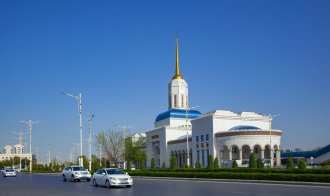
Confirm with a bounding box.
[0,173,329,196]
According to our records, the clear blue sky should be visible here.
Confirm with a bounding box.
[1,0,329,162]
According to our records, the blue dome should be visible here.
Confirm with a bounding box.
[155,109,202,122]
[229,125,261,131]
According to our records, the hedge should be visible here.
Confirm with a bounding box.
[128,168,330,175]
[128,171,330,183]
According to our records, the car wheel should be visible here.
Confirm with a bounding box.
[93,179,98,187]
[105,180,111,188]
[126,185,131,188]
[62,175,67,182]
[87,178,90,182]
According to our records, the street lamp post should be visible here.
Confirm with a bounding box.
[20,120,39,173]
[268,114,279,168]
[185,106,199,168]
[61,91,84,167]
[88,115,94,171]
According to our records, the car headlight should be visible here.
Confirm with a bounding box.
[129,177,132,180]
[110,177,118,181]
[74,172,80,175]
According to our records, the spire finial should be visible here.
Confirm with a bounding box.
[172,32,183,80]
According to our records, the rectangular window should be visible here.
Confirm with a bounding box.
[196,136,199,142]
[202,150,205,166]
[174,95,177,107]
[201,135,204,142]
[207,149,209,167]
[206,134,209,141]
[181,95,184,107]
[197,150,200,163]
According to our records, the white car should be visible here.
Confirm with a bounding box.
[92,168,133,188]
[62,166,91,182]
[2,169,16,177]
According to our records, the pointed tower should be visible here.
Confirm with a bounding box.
[168,36,189,110]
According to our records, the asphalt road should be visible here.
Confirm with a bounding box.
[0,173,329,196]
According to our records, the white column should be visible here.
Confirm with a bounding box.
[228,150,232,160]
[276,150,281,166]
[261,149,264,160]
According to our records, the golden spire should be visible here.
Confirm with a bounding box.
[172,35,183,80]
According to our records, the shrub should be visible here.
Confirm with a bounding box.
[287,156,294,169]
[249,153,257,168]
[195,161,202,169]
[257,159,264,168]
[170,156,177,169]
[214,157,219,169]
[151,158,156,170]
[208,154,214,169]
[127,170,330,183]
[298,159,306,170]
[232,160,238,168]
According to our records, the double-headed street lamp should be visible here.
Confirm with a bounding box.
[88,115,94,171]
[61,91,84,167]
[20,120,39,173]
[185,105,199,168]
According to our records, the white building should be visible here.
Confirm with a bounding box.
[0,144,32,162]
[146,38,282,168]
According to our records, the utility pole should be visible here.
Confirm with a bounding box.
[20,120,39,173]
[48,144,51,165]
[13,131,25,170]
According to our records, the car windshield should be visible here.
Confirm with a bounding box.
[6,169,14,172]
[106,169,126,175]
[72,167,86,171]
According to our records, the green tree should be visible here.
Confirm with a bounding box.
[321,161,329,169]
[232,160,238,168]
[195,161,202,168]
[162,162,166,169]
[287,156,294,169]
[207,154,214,169]
[170,156,177,169]
[124,135,146,169]
[214,157,219,169]
[257,159,264,168]
[298,159,306,170]
[151,158,156,169]
[249,153,257,168]
[95,130,125,165]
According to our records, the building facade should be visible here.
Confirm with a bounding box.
[0,144,32,162]
[146,38,282,168]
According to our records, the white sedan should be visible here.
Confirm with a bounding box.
[92,168,133,188]
[2,169,16,177]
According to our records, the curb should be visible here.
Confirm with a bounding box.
[133,176,330,187]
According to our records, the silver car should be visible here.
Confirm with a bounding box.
[62,166,91,182]
[92,168,133,188]
[2,169,16,177]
